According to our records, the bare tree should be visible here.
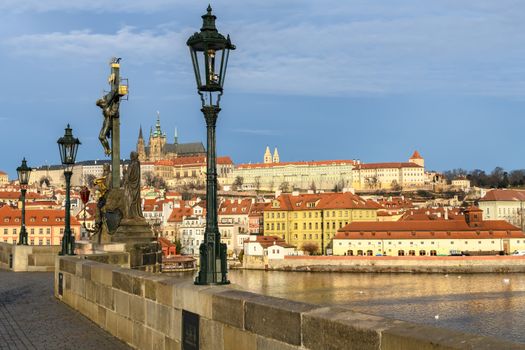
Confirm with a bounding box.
[302,242,319,255]
[233,176,244,191]
[279,181,290,193]
[309,181,317,192]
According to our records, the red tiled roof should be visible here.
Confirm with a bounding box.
[410,150,423,159]
[244,235,295,249]
[337,219,522,239]
[249,202,267,217]
[0,191,45,200]
[355,162,422,170]
[156,156,233,167]
[480,189,525,202]
[237,160,357,169]
[219,199,252,216]
[267,192,381,211]
[167,207,193,223]
[0,206,80,226]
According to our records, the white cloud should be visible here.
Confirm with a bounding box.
[5,26,188,65]
[3,1,525,97]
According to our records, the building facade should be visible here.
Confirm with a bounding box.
[479,189,525,231]
[334,207,525,256]
[0,206,81,245]
[264,192,380,253]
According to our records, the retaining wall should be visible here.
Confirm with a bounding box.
[55,256,525,349]
[244,255,525,273]
[0,242,61,271]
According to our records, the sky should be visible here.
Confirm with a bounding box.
[1,0,525,178]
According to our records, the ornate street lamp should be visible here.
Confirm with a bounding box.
[57,124,81,255]
[16,158,31,245]
[188,5,235,285]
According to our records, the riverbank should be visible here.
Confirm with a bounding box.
[242,255,525,273]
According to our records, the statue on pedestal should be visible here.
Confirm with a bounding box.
[123,151,143,220]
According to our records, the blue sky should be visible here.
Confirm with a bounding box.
[1,0,525,177]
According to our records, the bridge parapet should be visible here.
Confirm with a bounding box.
[55,256,525,350]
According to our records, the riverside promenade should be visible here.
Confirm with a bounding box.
[0,270,129,350]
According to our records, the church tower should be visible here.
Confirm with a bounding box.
[264,146,272,164]
[149,112,167,161]
[137,126,146,161]
[272,147,280,163]
[409,150,424,168]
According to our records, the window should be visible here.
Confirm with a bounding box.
[294,223,298,230]
[367,250,373,256]
[419,250,426,256]
[357,250,363,256]
[398,250,405,256]
[409,250,416,256]
[430,250,437,256]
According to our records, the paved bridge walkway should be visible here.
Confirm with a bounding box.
[0,270,129,350]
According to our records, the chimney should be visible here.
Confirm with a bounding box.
[444,208,449,220]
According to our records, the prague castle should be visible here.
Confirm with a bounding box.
[137,113,205,162]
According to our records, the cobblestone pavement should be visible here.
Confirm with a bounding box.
[0,270,130,350]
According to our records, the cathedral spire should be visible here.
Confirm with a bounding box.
[174,127,178,144]
[264,146,272,164]
[138,125,143,139]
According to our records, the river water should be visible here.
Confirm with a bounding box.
[223,270,525,344]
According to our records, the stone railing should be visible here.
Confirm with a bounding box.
[55,256,524,350]
[0,242,61,271]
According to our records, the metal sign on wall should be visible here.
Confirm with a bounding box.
[182,310,199,350]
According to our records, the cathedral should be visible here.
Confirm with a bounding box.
[136,114,206,162]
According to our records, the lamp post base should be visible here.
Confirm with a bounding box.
[194,240,230,285]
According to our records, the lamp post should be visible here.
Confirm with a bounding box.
[16,158,31,245]
[188,5,235,285]
[57,124,81,255]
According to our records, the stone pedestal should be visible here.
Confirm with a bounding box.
[111,218,162,272]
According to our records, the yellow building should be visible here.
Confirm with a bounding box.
[264,192,381,253]
[0,171,8,185]
[333,207,525,256]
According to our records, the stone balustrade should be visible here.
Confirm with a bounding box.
[55,256,525,350]
[0,242,60,271]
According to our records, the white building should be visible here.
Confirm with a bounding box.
[243,235,298,259]
[479,189,525,231]
[179,216,205,256]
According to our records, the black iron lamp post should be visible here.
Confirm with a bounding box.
[16,158,31,245]
[188,5,235,285]
[57,124,81,255]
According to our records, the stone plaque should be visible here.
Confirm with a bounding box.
[182,310,199,350]
[58,272,63,296]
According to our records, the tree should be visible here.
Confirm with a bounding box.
[238,250,244,264]
[39,176,51,187]
[279,181,290,193]
[391,180,402,191]
[144,171,167,189]
[254,176,261,194]
[364,176,378,190]
[174,238,182,255]
[302,242,319,255]
[84,174,97,188]
[233,176,244,191]
[309,181,317,193]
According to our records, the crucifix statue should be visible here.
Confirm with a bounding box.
[96,57,127,189]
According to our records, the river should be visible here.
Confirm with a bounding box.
[225,270,525,344]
